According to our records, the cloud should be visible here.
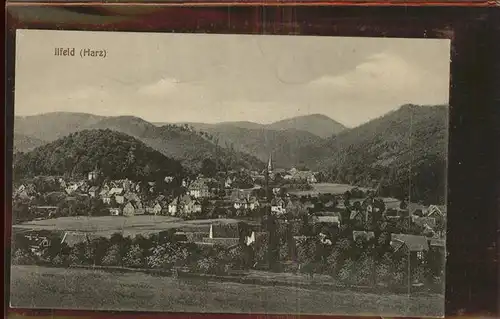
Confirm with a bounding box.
[297,51,450,127]
[308,52,424,94]
[138,78,180,97]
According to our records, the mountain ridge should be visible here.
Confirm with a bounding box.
[13,129,185,182]
[299,104,448,204]
[13,113,265,172]
[154,113,347,138]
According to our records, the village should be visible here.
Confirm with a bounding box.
[11,155,446,292]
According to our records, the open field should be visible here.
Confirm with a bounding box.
[289,183,372,196]
[9,265,444,316]
[12,216,251,238]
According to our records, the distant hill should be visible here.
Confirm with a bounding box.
[169,114,347,139]
[267,114,346,138]
[87,116,264,171]
[14,112,105,141]
[200,125,325,169]
[13,129,185,181]
[301,104,448,204]
[160,114,346,168]
[13,134,47,153]
[13,113,264,172]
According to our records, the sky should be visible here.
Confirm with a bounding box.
[15,29,451,128]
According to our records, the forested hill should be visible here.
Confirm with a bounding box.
[13,133,47,153]
[13,113,265,172]
[90,117,265,172]
[13,129,185,182]
[301,104,449,204]
[200,125,325,169]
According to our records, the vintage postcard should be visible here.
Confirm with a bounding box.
[10,29,450,317]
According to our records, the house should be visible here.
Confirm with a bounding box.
[65,184,79,195]
[164,176,174,183]
[58,178,67,189]
[17,184,26,193]
[14,184,31,199]
[349,209,366,223]
[121,179,132,191]
[201,224,241,249]
[353,230,375,242]
[168,195,201,216]
[99,185,110,197]
[30,206,58,218]
[225,177,233,188]
[148,181,156,193]
[124,192,141,203]
[88,186,99,198]
[318,232,333,245]
[188,179,211,198]
[23,231,53,256]
[102,196,111,205]
[234,199,247,210]
[390,233,430,260]
[156,195,166,204]
[135,182,142,192]
[115,195,125,205]
[314,216,341,227]
[426,205,446,219]
[79,182,90,193]
[307,174,317,184]
[123,202,144,216]
[153,203,162,215]
[185,198,202,215]
[303,200,315,210]
[135,202,145,215]
[146,203,163,215]
[429,238,446,252]
[248,198,260,211]
[168,198,179,215]
[109,208,121,216]
[286,169,317,183]
[271,198,286,215]
[108,188,124,196]
[412,216,437,229]
[88,169,100,181]
[61,231,96,247]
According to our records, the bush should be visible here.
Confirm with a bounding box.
[296,237,320,264]
[68,242,92,265]
[338,259,355,284]
[195,257,219,274]
[326,247,343,276]
[123,244,145,268]
[101,244,122,266]
[51,254,70,267]
[146,243,189,269]
[12,249,36,265]
[254,232,269,265]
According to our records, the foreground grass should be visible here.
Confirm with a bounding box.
[10,265,443,316]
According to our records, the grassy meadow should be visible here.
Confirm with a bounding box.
[12,215,248,238]
[10,265,444,316]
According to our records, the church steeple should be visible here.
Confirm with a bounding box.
[267,154,273,172]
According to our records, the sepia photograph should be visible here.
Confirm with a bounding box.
[10,29,449,317]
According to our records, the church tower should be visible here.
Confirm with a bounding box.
[267,153,273,173]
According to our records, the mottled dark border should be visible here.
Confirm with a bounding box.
[4,5,500,319]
